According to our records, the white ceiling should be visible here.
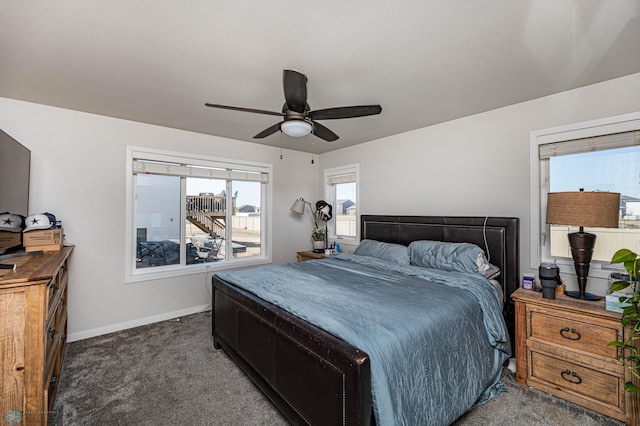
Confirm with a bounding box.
[1,1,639,154]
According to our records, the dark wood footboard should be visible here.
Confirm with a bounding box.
[212,275,373,426]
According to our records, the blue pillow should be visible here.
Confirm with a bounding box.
[409,240,499,277]
[353,239,410,265]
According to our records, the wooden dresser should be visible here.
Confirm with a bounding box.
[1,246,73,425]
[512,287,640,424]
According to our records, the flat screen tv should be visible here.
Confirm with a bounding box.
[0,129,30,254]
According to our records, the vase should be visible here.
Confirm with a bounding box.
[312,241,325,251]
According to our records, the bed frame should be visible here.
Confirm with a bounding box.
[212,215,519,425]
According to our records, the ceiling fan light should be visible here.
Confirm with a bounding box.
[281,120,312,137]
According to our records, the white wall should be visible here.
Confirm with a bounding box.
[2,72,639,340]
[319,72,640,296]
[0,98,318,340]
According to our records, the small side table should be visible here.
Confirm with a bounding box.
[511,287,634,422]
[296,250,330,262]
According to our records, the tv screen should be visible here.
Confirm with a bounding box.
[0,129,30,253]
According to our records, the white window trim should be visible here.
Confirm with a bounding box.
[529,111,640,278]
[324,163,359,244]
[125,146,272,283]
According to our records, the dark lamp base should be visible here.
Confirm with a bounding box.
[565,290,601,301]
[567,231,600,302]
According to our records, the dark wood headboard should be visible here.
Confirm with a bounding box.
[361,215,520,348]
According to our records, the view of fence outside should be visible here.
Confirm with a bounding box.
[550,220,640,262]
[336,214,357,237]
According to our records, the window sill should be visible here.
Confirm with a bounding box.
[540,257,625,280]
[125,256,271,284]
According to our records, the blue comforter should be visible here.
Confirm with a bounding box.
[215,254,510,426]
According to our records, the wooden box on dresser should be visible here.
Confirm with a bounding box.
[512,287,640,425]
[1,246,73,426]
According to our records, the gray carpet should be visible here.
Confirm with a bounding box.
[51,311,625,425]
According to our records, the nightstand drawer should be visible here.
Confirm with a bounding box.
[529,309,620,360]
[530,351,622,409]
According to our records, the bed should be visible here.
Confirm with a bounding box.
[212,215,519,425]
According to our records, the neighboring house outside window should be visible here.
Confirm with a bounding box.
[530,113,640,281]
[125,146,272,283]
[324,164,359,243]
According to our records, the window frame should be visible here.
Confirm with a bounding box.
[529,111,640,278]
[125,146,272,283]
[324,164,359,244]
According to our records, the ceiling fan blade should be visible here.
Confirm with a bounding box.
[283,70,308,114]
[309,105,382,120]
[312,121,339,142]
[205,103,284,117]
[253,122,283,139]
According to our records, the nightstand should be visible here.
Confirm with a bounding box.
[512,288,640,423]
[296,250,330,262]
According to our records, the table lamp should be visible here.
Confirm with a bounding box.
[546,189,620,300]
[290,197,312,215]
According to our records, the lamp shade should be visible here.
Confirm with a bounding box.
[290,198,307,214]
[546,191,620,228]
[281,120,312,137]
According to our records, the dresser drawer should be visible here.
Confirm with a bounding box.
[529,309,620,360]
[44,259,68,320]
[530,351,623,409]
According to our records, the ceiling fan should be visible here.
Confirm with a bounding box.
[205,70,382,142]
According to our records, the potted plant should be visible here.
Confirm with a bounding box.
[608,248,640,392]
[311,228,326,251]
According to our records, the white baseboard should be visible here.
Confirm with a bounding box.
[67,303,211,343]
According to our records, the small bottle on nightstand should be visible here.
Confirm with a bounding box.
[522,274,536,290]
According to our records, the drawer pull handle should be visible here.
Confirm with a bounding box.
[560,327,581,340]
[561,369,582,385]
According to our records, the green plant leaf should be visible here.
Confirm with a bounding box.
[625,260,637,277]
[625,382,640,392]
[629,259,640,279]
[612,249,638,264]
[622,317,636,327]
[613,342,637,352]
[611,281,631,292]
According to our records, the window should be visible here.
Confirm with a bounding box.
[530,113,640,279]
[125,147,272,282]
[324,164,358,242]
